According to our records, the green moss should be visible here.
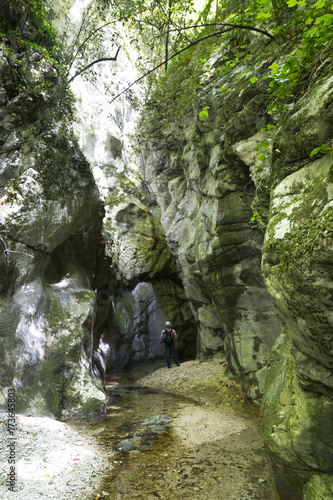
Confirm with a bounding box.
[47,292,70,324]
[261,330,291,447]
[114,296,135,335]
[264,166,332,270]
[304,475,333,500]
[266,206,333,269]
[262,327,333,498]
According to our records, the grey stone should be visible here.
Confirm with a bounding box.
[114,439,136,452]
[142,415,173,426]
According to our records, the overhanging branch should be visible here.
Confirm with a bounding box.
[67,19,120,76]
[150,21,275,42]
[109,29,233,104]
[109,22,275,104]
[68,46,121,83]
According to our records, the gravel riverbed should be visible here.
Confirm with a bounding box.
[0,413,108,499]
[0,359,275,499]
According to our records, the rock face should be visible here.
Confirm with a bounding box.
[0,46,105,416]
[137,39,281,402]
[261,67,333,498]
[136,37,333,497]
[72,68,197,372]
[1,13,333,497]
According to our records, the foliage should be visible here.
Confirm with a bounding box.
[310,141,333,173]
[139,0,333,127]
[250,212,262,229]
[0,0,58,51]
[258,1,332,113]
[310,141,333,159]
[141,31,222,124]
[199,106,210,121]
[1,0,332,145]
[253,124,277,167]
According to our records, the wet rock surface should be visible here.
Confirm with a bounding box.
[113,439,136,452]
[0,45,106,416]
[142,415,174,426]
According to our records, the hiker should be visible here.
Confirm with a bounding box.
[161,321,180,368]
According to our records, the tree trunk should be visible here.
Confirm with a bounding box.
[165,0,172,72]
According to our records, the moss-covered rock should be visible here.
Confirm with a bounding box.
[0,41,106,417]
[303,475,333,500]
[137,48,281,401]
[261,64,333,497]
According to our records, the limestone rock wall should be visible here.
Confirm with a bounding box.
[92,184,198,371]
[0,46,105,417]
[72,71,197,372]
[137,37,281,402]
[261,66,333,498]
[137,40,333,495]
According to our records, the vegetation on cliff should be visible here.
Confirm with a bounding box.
[1,0,332,131]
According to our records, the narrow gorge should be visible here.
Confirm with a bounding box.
[0,0,333,498]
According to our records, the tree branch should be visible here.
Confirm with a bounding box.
[0,0,10,10]
[19,2,31,34]
[165,0,172,72]
[0,235,9,266]
[67,20,119,76]
[109,27,254,105]
[150,21,275,42]
[68,46,121,83]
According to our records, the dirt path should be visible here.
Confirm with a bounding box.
[96,360,276,499]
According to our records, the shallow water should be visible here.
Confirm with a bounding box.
[69,362,275,500]
[74,362,196,447]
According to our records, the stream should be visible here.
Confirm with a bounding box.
[70,361,276,500]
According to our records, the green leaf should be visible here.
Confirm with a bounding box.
[315,14,333,24]
[199,106,209,121]
[250,212,262,222]
[250,76,257,84]
[257,153,267,161]
[314,0,325,8]
[257,12,272,19]
[310,147,321,157]
[299,0,306,6]
[268,62,279,75]
[287,0,297,7]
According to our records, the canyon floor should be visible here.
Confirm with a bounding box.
[111,359,276,500]
[0,359,276,499]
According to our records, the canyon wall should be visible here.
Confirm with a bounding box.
[136,34,333,498]
[1,10,333,497]
[0,46,106,417]
[137,34,282,402]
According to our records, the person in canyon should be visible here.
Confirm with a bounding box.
[160,321,180,368]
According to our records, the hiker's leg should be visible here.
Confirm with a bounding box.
[171,344,180,366]
[165,345,171,368]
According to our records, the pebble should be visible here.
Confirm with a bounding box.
[113,439,136,452]
[142,415,173,426]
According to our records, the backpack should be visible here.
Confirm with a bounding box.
[164,328,173,345]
